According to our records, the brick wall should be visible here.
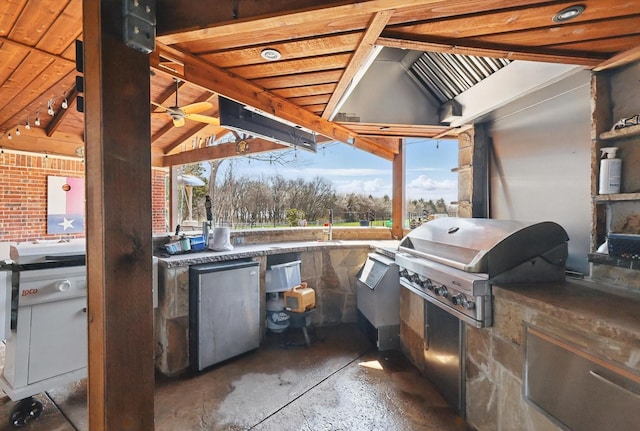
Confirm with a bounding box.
[152,168,168,233]
[0,151,167,242]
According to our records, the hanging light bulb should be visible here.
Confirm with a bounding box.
[7,133,12,140]
[61,94,68,109]
[47,100,54,116]
[34,111,41,126]
[25,117,31,130]
[15,127,20,136]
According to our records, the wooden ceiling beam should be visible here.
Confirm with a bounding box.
[162,138,286,166]
[151,43,391,157]
[152,79,185,112]
[156,0,445,44]
[322,10,392,119]
[0,36,75,66]
[377,34,606,67]
[352,136,395,160]
[162,122,211,155]
[593,44,640,71]
[46,86,77,137]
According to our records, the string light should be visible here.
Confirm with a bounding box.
[7,133,11,140]
[25,117,31,130]
[34,112,41,126]
[61,94,68,109]
[47,99,54,116]
[15,127,20,136]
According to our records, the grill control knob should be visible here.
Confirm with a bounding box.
[399,269,409,279]
[434,285,448,297]
[422,278,434,290]
[56,280,72,292]
[451,293,475,309]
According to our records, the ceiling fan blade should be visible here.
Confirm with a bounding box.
[185,113,220,125]
[181,101,213,115]
[172,117,186,127]
[151,101,174,110]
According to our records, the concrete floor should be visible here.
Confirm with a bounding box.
[2,324,471,430]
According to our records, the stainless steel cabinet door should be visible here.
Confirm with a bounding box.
[190,261,260,371]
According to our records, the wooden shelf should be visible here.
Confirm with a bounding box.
[599,123,640,141]
[594,193,640,203]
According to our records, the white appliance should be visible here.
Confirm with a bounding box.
[0,240,158,427]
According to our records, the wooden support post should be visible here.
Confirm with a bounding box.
[391,138,405,239]
[83,1,154,429]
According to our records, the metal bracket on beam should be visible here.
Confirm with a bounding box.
[123,0,156,54]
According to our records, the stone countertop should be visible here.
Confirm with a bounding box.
[156,240,399,268]
[493,279,640,343]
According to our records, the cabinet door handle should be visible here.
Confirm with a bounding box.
[589,370,640,400]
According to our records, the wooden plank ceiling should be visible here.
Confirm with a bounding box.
[0,0,639,166]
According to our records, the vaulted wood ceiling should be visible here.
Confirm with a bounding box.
[1,0,639,166]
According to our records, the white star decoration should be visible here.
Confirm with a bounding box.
[58,217,75,231]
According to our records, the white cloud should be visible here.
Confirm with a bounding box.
[406,175,457,201]
[334,178,391,197]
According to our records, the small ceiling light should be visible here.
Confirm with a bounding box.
[61,96,68,109]
[552,4,585,23]
[47,99,55,116]
[15,127,20,136]
[34,113,41,126]
[7,133,12,140]
[25,117,31,130]
[261,48,282,61]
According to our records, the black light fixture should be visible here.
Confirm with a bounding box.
[552,4,585,23]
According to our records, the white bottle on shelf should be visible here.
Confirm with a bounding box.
[599,147,622,194]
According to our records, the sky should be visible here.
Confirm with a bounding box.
[212,137,458,205]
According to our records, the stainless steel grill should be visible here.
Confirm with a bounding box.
[395,218,569,327]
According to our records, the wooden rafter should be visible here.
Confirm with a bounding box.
[163,138,286,166]
[156,0,444,43]
[150,43,395,160]
[593,44,640,72]
[162,122,212,155]
[46,86,77,137]
[0,36,75,66]
[322,10,392,119]
[376,34,607,67]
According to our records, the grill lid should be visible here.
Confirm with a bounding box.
[398,218,569,275]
